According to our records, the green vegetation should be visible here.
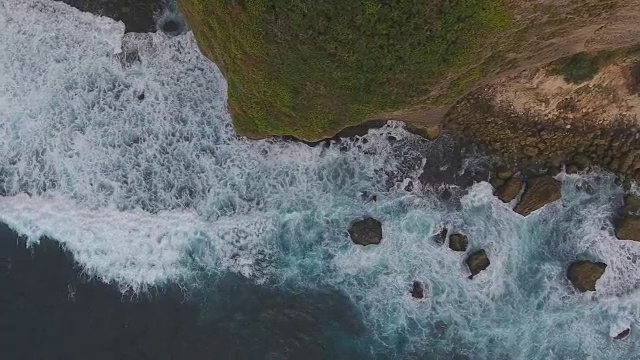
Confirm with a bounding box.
[630,62,640,94]
[558,52,601,84]
[180,0,512,140]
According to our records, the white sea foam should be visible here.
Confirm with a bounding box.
[3,0,640,358]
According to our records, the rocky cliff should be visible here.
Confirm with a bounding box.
[180,0,640,142]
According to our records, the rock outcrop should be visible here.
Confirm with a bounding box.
[466,250,490,279]
[348,218,383,246]
[623,195,640,215]
[432,226,448,245]
[61,0,166,33]
[615,216,640,242]
[567,260,607,292]
[444,55,640,183]
[448,234,468,252]
[411,281,425,299]
[495,177,523,203]
[514,176,562,216]
[614,328,631,340]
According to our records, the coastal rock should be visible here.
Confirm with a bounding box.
[623,195,640,214]
[495,177,523,203]
[567,261,607,292]
[433,227,448,245]
[496,167,514,180]
[406,123,442,140]
[566,164,580,174]
[514,176,562,216]
[614,216,640,241]
[411,281,425,299]
[348,218,383,246]
[574,178,596,194]
[448,234,468,252]
[466,250,490,279]
[614,328,631,340]
[61,0,165,33]
[571,154,592,169]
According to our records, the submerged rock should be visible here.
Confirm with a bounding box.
[411,281,425,299]
[432,226,448,245]
[567,260,607,292]
[348,218,383,246]
[615,216,640,242]
[434,320,448,336]
[495,177,523,203]
[448,234,468,252]
[614,328,631,340]
[465,250,490,279]
[514,176,562,216]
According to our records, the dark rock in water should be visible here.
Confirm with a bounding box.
[567,260,607,292]
[434,320,448,335]
[411,281,425,299]
[514,176,562,216]
[566,164,580,174]
[432,226,448,245]
[614,328,630,340]
[348,218,383,246]
[448,233,468,252]
[466,250,490,279]
[161,19,180,33]
[418,136,491,190]
[60,0,165,33]
[360,191,377,202]
[574,179,595,195]
[404,181,414,192]
[615,216,640,241]
[495,177,523,203]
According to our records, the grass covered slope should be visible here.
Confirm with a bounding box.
[180,0,511,140]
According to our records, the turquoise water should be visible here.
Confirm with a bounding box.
[1,1,640,358]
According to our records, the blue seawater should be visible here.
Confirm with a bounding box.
[1,1,640,358]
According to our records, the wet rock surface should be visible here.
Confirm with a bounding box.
[615,216,640,241]
[614,328,631,340]
[445,92,640,183]
[411,281,425,299]
[567,260,607,292]
[466,250,490,279]
[418,136,492,190]
[433,226,448,245]
[448,234,469,252]
[514,176,562,216]
[348,218,383,246]
[495,177,524,203]
[60,0,167,33]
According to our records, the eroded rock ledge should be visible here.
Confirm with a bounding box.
[445,53,640,183]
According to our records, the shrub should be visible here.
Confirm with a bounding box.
[560,52,599,84]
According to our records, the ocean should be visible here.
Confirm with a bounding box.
[1,1,640,359]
